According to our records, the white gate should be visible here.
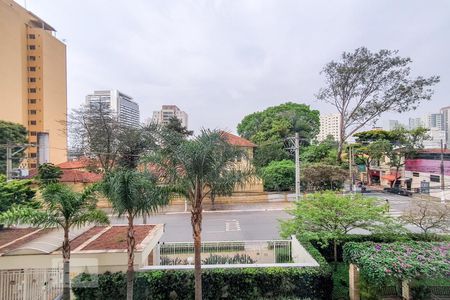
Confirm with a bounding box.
[0,268,62,300]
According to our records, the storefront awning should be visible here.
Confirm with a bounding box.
[381,174,400,181]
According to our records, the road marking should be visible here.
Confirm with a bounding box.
[164,208,287,215]
[225,220,241,232]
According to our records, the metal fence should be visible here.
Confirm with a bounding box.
[159,240,292,265]
[0,268,62,300]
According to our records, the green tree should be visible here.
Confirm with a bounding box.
[0,183,109,300]
[301,137,338,165]
[317,47,440,162]
[165,116,193,136]
[153,130,251,300]
[353,140,391,185]
[301,163,348,191]
[237,102,320,168]
[0,121,28,174]
[100,169,170,300]
[261,160,295,191]
[280,192,398,262]
[0,175,37,213]
[37,163,63,185]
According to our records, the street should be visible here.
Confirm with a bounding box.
[109,191,426,242]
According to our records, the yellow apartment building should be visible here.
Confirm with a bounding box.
[0,0,67,168]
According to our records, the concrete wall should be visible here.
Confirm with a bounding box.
[290,236,319,266]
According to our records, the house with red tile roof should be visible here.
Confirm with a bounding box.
[0,224,164,274]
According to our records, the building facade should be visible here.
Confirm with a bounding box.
[422,113,444,130]
[316,114,341,141]
[441,106,450,147]
[151,105,188,128]
[85,90,140,127]
[408,117,423,130]
[0,0,67,168]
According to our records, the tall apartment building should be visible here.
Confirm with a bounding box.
[316,114,341,141]
[0,0,67,168]
[408,117,423,130]
[423,113,444,130]
[422,128,446,149]
[151,105,188,128]
[441,106,450,147]
[388,120,400,130]
[85,90,140,127]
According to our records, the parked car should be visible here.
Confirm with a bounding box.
[383,187,412,197]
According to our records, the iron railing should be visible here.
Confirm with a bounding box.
[0,268,62,300]
[159,240,292,265]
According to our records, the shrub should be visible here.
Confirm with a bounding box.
[261,160,295,191]
[72,266,332,300]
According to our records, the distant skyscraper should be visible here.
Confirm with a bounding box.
[422,113,443,130]
[388,120,400,130]
[408,117,423,130]
[151,105,188,128]
[441,106,450,147]
[317,114,341,141]
[422,127,446,149]
[85,90,140,127]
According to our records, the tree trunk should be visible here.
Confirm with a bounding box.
[191,181,203,300]
[62,228,71,300]
[337,113,345,163]
[366,164,371,185]
[333,240,338,263]
[211,194,216,211]
[126,215,136,300]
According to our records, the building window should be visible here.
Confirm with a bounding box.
[430,175,440,183]
[30,131,37,136]
[29,110,37,115]
[28,67,36,72]
[28,99,37,104]
[29,120,37,125]
[29,153,37,158]
[28,45,36,50]
[28,77,36,82]
[413,172,420,177]
[28,56,36,61]
[28,34,36,39]
[30,163,37,168]
[28,88,36,93]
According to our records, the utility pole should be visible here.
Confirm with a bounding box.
[349,145,353,193]
[6,146,12,182]
[295,132,300,201]
[440,139,445,203]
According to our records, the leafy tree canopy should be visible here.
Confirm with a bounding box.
[0,175,38,213]
[260,160,295,192]
[37,163,63,185]
[0,121,28,174]
[317,47,439,161]
[301,137,338,165]
[280,192,401,262]
[237,102,320,144]
[301,163,348,191]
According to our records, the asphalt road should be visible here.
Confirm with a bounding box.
[109,191,439,242]
[112,209,290,242]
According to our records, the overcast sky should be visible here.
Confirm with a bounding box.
[19,0,450,133]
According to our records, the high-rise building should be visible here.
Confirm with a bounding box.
[408,117,423,130]
[0,0,67,168]
[85,90,140,127]
[151,105,188,128]
[316,114,341,141]
[388,120,400,130]
[422,127,446,149]
[422,113,444,130]
[441,106,450,147]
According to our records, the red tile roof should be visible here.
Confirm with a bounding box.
[81,225,156,251]
[58,157,97,169]
[59,169,102,183]
[69,226,107,250]
[221,132,256,148]
[0,228,53,255]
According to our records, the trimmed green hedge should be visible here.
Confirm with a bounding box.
[72,266,332,300]
[308,233,450,263]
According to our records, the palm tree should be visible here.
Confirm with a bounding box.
[155,129,252,300]
[100,169,169,300]
[0,183,109,300]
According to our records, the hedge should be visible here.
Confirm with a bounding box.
[72,265,332,300]
[307,233,450,263]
